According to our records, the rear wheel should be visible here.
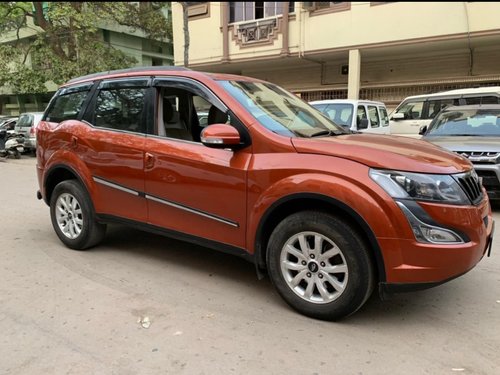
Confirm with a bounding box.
[50,180,106,250]
[267,211,375,321]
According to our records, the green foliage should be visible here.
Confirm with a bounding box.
[0,2,171,94]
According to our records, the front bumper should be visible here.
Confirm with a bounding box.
[379,194,493,291]
[474,164,500,200]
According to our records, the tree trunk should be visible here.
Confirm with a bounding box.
[180,2,189,67]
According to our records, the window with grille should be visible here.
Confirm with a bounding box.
[229,2,294,23]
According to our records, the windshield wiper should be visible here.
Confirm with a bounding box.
[309,130,336,137]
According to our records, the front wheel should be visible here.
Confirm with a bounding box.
[267,211,375,321]
[50,180,106,250]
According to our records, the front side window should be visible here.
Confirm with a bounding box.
[46,91,89,123]
[220,80,346,137]
[93,88,146,133]
[395,101,424,120]
[368,106,380,128]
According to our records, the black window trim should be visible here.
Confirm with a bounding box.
[152,76,252,148]
[43,83,96,123]
[82,78,151,135]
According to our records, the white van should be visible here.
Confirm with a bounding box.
[309,99,390,134]
[389,86,500,137]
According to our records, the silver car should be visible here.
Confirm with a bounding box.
[421,104,500,200]
[14,112,44,152]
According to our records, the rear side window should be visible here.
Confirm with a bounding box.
[93,88,146,133]
[357,105,368,124]
[462,96,500,105]
[395,101,424,120]
[368,106,380,128]
[46,91,89,123]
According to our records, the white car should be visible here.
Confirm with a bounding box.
[14,112,44,152]
[309,99,390,134]
[389,86,500,138]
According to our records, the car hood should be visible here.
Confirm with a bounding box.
[291,134,471,174]
[423,136,500,152]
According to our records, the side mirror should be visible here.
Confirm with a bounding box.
[201,124,241,149]
[419,125,428,135]
[358,118,369,130]
[392,112,405,121]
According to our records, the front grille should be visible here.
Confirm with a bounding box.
[454,171,484,204]
[455,151,500,164]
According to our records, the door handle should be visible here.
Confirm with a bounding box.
[145,152,155,169]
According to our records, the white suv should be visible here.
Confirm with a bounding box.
[310,99,390,134]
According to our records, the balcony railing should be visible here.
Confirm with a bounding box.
[234,18,279,46]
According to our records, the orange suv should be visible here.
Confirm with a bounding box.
[36,67,494,320]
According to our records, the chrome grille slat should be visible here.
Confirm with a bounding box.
[454,171,483,204]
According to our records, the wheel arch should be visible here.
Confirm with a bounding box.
[44,164,90,206]
[254,193,386,282]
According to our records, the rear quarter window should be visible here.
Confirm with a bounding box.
[46,90,89,123]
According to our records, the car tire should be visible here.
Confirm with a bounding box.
[50,180,106,250]
[266,211,375,321]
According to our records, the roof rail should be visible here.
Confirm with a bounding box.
[66,66,191,84]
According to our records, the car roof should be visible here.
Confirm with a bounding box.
[63,66,266,87]
[402,86,500,101]
[309,99,386,106]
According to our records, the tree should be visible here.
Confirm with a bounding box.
[0,2,172,94]
[179,2,190,67]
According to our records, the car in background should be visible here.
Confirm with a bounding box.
[197,111,209,127]
[309,99,390,134]
[390,86,500,138]
[0,116,18,135]
[421,104,500,200]
[14,112,44,152]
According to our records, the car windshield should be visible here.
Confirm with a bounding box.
[311,103,353,128]
[426,108,500,136]
[219,80,347,137]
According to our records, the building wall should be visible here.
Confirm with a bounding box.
[171,2,500,109]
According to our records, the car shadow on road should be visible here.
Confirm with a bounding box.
[100,224,269,291]
[94,223,474,324]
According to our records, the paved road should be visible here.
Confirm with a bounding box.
[1,157,499,375]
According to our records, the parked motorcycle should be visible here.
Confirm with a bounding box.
[0,129,25,159]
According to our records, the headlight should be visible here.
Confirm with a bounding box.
[369,169,469,204]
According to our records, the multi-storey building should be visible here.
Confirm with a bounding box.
[0,6,173,115]
[172,2,500,110]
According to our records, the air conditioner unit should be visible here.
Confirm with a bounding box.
[302,2,316,11]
